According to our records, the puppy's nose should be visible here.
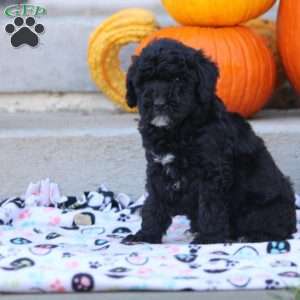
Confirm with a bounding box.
[154,97,166,107]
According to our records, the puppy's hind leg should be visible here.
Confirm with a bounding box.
[235,200,296,243]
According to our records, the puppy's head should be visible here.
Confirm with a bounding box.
[126,39,219,129]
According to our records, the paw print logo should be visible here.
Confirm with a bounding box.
[267,241,291,254]
[5,16,44,48]
[117,213,130,222]
[265,279,280,290]
[71,273,94,292]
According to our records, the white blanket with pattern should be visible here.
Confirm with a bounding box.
[0,179,300,293]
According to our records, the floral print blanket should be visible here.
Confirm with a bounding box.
[0,179,300,293]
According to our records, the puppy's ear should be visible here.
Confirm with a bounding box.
[194,52,219,103]
[126,56,138,108]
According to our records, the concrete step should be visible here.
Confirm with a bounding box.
[0,109,299,200]
[0,92,116,113]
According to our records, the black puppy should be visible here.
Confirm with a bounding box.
[123,39,296,244]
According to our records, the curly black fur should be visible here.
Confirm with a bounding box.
[123,39,297,244]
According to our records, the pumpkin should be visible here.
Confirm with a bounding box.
[87,8,158,112]
[277,0,300,95]
[245,18,300,109]
[161,0,276,26]
[245,19,277,60]
[136,26,276,118]
[245,18,285,85]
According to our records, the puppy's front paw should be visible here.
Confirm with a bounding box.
[121,234,143,244]
[122,231,162,244]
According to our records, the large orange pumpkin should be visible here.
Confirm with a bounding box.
[161,0,276,27]
[136,27,276,118]
[277,0,300,95]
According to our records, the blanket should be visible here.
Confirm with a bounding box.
[0,179,300,293]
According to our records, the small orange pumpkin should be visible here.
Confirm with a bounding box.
[136,26,276,118]
[277,0,300,95]
[161,0,276,26]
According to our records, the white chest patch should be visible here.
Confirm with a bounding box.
[153,153,175,165]
[151,116,170,127]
